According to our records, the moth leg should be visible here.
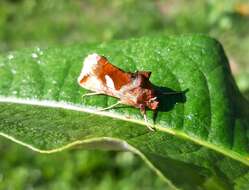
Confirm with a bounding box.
[82,92,102,98]
[143,114,155,131]
[98,101,122,111]
[139,104,155,131]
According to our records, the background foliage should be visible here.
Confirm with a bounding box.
[0,0,248,189]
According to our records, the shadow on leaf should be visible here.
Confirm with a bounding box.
[153,86,189,122]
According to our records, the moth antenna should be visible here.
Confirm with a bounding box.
[98,101,122,111]
[161,91,183,95]
[82,92,102,98]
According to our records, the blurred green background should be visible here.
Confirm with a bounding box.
[0,0,248,189]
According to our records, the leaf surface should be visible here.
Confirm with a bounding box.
[0,35,249,189]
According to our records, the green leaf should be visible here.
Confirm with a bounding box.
[0,35,248,190]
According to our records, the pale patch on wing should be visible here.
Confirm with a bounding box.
[77,53,101,85]
[77,53,106,92]
[105,75,115,90]
[79,76,104,92]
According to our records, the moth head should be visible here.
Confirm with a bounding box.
[146,97,159,110]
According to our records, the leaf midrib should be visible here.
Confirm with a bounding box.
[0,96,248,167]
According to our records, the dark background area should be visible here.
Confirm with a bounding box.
[0,0,248,189]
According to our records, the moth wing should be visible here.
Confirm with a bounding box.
[137,71,151,79]
[78,53,107,93]
[79,75,107,93]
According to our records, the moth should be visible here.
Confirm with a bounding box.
[77,53,159,131]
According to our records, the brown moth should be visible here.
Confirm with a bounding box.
[78,53,159,130]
